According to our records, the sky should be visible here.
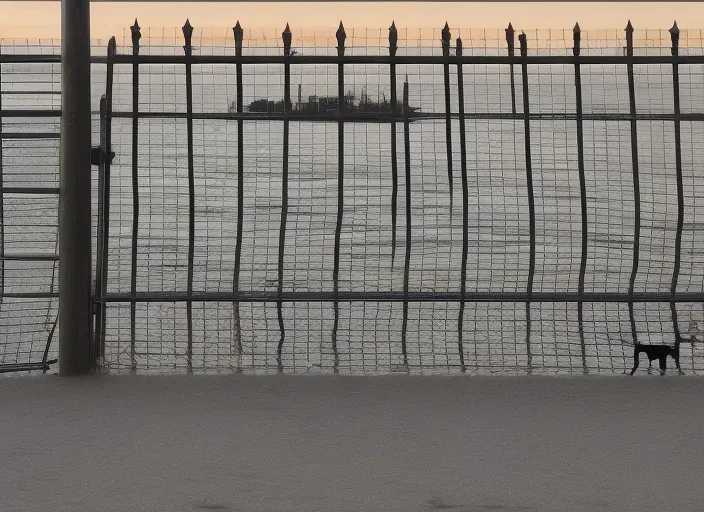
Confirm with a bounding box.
[0,2,703,40]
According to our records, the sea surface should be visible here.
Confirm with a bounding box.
[3,44,704,374]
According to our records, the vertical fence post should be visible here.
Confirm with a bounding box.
[94,95,107,365]
[669,21,685,363]
[625,20,641,347]
[441,22,454,211]
[456,37,468,372]
[130,19,141,372]
[519,31,535,373]
[573,22,588,373]
[59,0,92,375]
[277,23,292,372]
[389,22,399,266]
[232,21,244,365]
[331,21,346,373]
[401,78,411,370]
[94,37,116,364]
[183,19,195,372]
[102,38,115,361]
[506,23,517,116]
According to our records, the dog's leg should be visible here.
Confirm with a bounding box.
[659,355,667,376]
[674,353,684,375]
[630,350,640,375]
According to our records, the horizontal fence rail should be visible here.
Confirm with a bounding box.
[4,20,704,375]
[10,54,704,65]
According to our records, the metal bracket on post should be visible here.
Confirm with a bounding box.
[90,147,115,167]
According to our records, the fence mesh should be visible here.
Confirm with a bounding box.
[3,25,704,375]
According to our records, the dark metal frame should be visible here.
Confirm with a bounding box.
[88,20,703,372]
[0,20,700,373]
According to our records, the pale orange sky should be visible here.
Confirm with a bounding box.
[1,2,703,39]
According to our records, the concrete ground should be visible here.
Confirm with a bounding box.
[2,374,704,512]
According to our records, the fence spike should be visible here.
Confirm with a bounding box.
[573,22,581,56]
[670,21,680,56]
[336,21,346,56]
[518,31,527,57]
[182,19,193,54]
[389,21,398,56]
[506,22,515,56]
[107,36,117,57]
[625,20,634,56]
[131,19,141,54]
[440,22,454,210]
[441,22,451,55]
[456,37,463,56]
[282,23,292,56]
[233,21,244,56]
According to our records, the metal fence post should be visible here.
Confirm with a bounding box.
[331,21,346,373]
[625,20,641,346]
[130,19,141,372]
[389,22,399,266]
[276,23,292,372]
[183,19,195,372]
[506,23,517,116]
[456,37,468,372]
[401,78,411,370]
[573,22,589,373]
[97,37,116,363]
[93,95,107,365]
[232,21,244,365]
[441,22,454,211]
[669,21,685,355]
[59,0,92,375]
[519,31,535,373]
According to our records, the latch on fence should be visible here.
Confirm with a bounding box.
[90,147,115,167]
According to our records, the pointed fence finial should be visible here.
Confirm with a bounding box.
[131,18,141,55]
[456,37,463,57]
[282,23,292,56]
[182,19,193,55]
[506,22,515,56]
[670,21,680,56]
[573,22,581,56]
[107,36,117,58]
[518,31,527,57]
[389,21,398,56]
[336,21,346,56]
[625,20,634,56]
[233,21,244,57]
[441,22,451,56]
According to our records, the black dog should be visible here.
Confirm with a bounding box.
[629,343,682,376]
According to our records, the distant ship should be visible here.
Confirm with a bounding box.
[228,85,420,122]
